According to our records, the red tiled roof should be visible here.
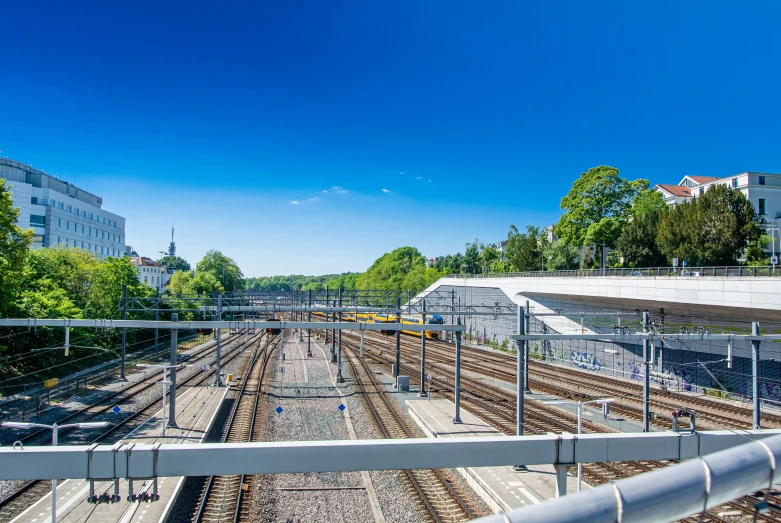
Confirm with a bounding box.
[686,176,718,184]
[130,256,160,267]
[655,184,692,197]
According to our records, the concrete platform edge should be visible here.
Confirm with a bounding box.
[406,400,510,514]
[158,385,231,523]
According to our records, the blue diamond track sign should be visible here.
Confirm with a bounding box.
[275,406,283,414]
[338,403,345,412]
[112,405,121,414]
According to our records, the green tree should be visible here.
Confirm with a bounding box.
[84,257,153,319]
[357,246,439,291]
[156,255,191,272]
[196,250,245,292]
[505,225,546,271]
[0,179,33,316]
[463,240,481,274]
[631,189,667,220]
[746,234,771,266]
[190,271,225,295]
[480,244,500,272]
[543,240,579,270]
[657,185,762,266]
[168,270,193,294]
[555,166,647,248]
[23,247,100,310]
[618,209,668,267]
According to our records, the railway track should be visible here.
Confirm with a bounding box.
[344,330,773,522]
[0,331,264,523]
[193,334,278,523]
[342,340,478,523]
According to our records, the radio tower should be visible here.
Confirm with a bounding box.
[168,225,176,256]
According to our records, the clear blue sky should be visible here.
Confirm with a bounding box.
[2,2,780,277]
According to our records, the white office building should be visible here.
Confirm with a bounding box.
[130,255,165,293]
[1,158,126,257]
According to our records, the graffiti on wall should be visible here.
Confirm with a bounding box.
[571,351,601,372]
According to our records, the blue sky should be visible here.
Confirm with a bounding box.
[2,1,780,276]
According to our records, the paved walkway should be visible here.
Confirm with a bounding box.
[10,385,226,523]
[407,399,586,513]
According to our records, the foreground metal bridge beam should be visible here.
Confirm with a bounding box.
[473,433,781,523]
[0,430,778,481]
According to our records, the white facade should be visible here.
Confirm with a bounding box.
[131,256,165,293]
[1,158,126,258]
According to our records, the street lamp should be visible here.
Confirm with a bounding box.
[542,398,615,492]
[137,363,197,435]
[1,421,109,523]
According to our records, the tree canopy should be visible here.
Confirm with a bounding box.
[0,179,33,317]
[656,185,762,266]
[618,208,668,267]
[555,165,648,248]
[195,250,245,292]
[357,246,441,290]
[156,255,191,272]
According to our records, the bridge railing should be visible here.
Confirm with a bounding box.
[450,265,780,279]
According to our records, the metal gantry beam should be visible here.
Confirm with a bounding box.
[473,433,781,523]
[0,430,778,481]
[0,319,466,332]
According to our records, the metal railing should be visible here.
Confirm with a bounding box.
[450,265,780,279]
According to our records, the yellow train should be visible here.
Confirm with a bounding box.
[311,311,444,340]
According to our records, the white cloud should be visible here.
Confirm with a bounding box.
[323,185,349,194]
[290,200,300,205]
[305,197,320,203]
[427,179,432,183]
[415,176,422,180]
[381,188,391,194]
[400,171,405,175]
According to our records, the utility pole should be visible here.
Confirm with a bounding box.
[642,311,650,432]
[154,296,159,361]
[168,313,179,427]
[307,289,312,357]
[419,299,427,397]
[337,287,344,382]
[752,322,761,429]
[120,285,127,380]
[214,294,222,386]
[517,304,525,435]
[395,297,401,378]
[453,316,462,423]
[525,299,531,392]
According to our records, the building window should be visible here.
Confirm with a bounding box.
[88,212,93,219]
[698,187,704,196]
[759,175,766,185]
[731,178,738,188]
[58,202,64,209]
[57,218,62,227]
[66,205,71,212]
[759,198,766,216]
[30,215,46,227]
[32,234,44,244]
[74,207,79,215]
